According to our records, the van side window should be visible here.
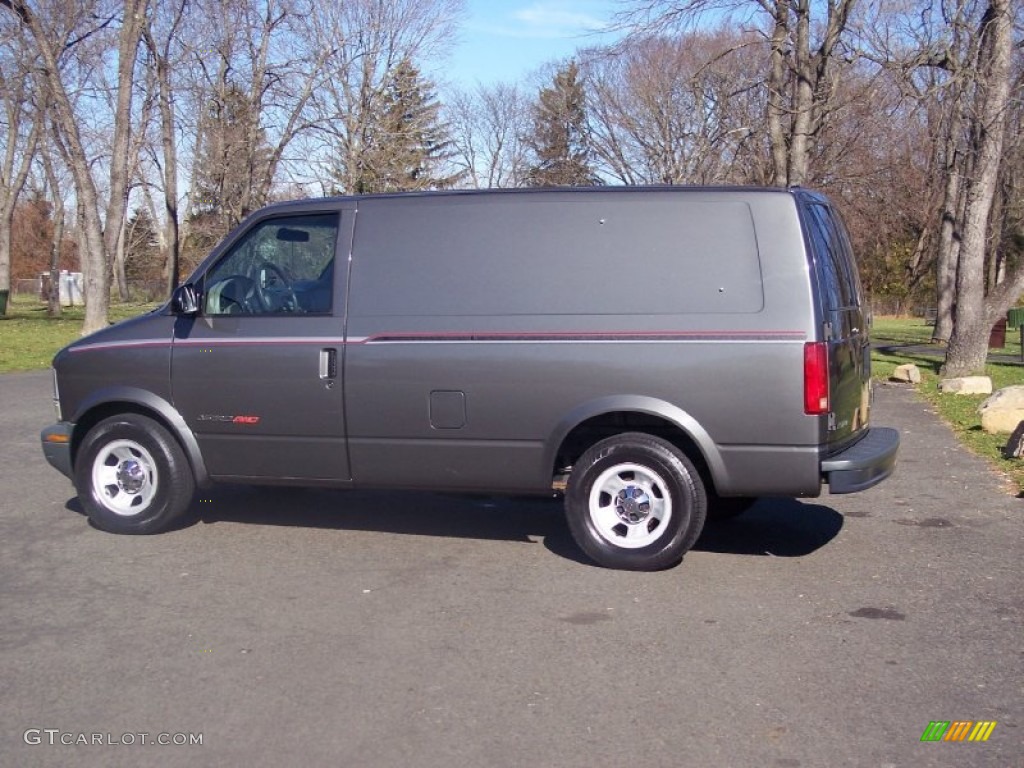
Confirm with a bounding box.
[805,204,858,311]
[203,213,338,316]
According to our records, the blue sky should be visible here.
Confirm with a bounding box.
[445,0,623,87]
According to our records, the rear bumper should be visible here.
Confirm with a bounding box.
[821,427,900,494]
[41,422,74,480]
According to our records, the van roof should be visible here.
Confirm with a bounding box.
[257,185,830,213]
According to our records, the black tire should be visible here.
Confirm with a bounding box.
[74,414,196,534]
[564,432,707,571]
[706,496,758,521]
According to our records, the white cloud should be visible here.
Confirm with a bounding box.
[473,2,608,40]
[513,3,606,32]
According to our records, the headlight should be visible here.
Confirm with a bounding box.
[52,368,62,422]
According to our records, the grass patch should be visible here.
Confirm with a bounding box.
[872,314,1024,359]
[871,315,1024,494]
[0,295,160,373]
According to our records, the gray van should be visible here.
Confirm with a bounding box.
[41,187,898,570]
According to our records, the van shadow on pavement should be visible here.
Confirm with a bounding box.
[66,488,844,564]
[696,499,843,557]
[874,341,1024,367]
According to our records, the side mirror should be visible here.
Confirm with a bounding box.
[171,283,200,315]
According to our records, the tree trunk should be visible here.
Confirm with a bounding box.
[102,0,148,311]
[14,0,148,334]
[942,0,1013,378]
[932,152,961,342]
[159,77,180,295]
[79,203,110,333]
[39,147,64,317]
[0,208,12,314]
[113,220,129,302]
[0,98,39,314]
[766,0,791,187]
[17,7,107,333]
[985,178,1006,292]
[47,192,64,317]
[788,0,813,187]
[905,222,933,289]
[943,312,991,376]
[142,5,186,297]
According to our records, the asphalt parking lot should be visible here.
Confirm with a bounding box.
[1,371,1020,767]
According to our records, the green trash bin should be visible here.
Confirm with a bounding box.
[0,289,8,316]
[1009,308,1024,362]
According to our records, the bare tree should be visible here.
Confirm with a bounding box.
[861,0,1022,368]
[863,0,989,340]
[0,18,41,313]
[617,0,858,187]
[39,137,67,316]
[446,81,530,188]
[804,63,941,314]
[990,77,1024,290]
[583,31,763,185]
[942,0,1020,376]
[4,0,149,334]
[184,0,332,238]
[141,0,186,295]
[308,0,463,195]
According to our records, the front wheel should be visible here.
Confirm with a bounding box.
[565,433,707,570]
[75,414,196,534]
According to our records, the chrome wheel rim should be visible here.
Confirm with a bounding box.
[588,462,673,549]
[91,439,159,517]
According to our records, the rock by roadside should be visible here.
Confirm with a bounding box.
[939,376,993,395]
[978,385,1024,434]
[890,363,921,384]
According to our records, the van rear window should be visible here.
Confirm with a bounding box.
[805,204,860,311]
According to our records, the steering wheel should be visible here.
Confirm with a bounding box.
[254,262,297,312]
[209,274,258,314]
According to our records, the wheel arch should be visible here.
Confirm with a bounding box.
[69,387,211,488]
[545,396,725,493]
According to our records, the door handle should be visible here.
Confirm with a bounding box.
[319,348,337,379]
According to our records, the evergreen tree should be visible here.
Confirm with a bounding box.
[191,85,273,236]
[339,59,460,194]
[123,209,162,284]
[526,61,598,187]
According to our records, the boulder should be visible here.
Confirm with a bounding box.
[890,363,921,384]
[978,385,1024,434]
[939,376,993,395]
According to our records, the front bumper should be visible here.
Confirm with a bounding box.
[821,427,900,494]
[41,422,74,480]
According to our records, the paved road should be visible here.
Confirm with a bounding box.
[1,372,1020,767]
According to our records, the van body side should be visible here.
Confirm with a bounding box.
[342,190,822,497]
[41,186,898,570]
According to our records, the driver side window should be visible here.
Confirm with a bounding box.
[203,213,339,316]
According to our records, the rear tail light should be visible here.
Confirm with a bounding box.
[804,342,830,415]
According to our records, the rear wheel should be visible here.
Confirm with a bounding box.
[565,433,707,571]
[75,414,196,534]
